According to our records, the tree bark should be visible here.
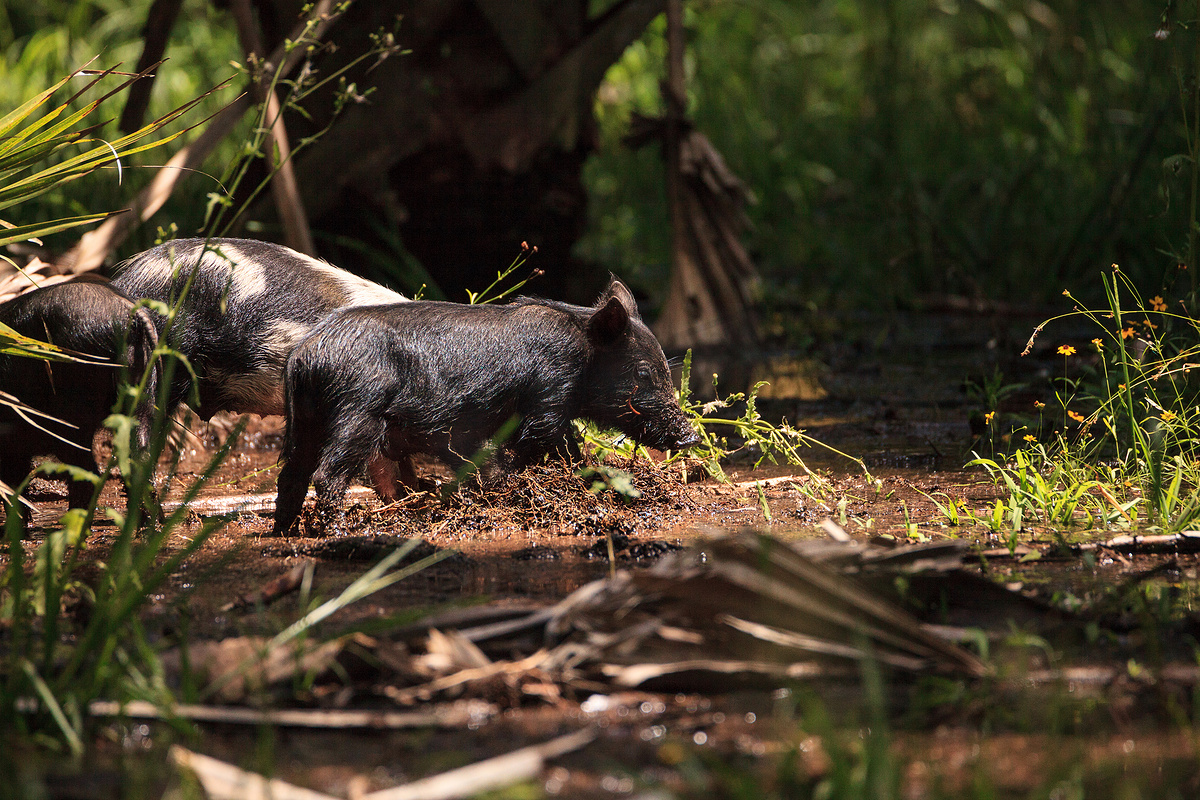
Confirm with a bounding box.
[238,0,663,303]
[652,0,758,350]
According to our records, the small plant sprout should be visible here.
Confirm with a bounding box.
[579,464,642,501]
[915,489,968,527]
[756,481,772,522]
[900,501,925,541]
[465,243,543,305]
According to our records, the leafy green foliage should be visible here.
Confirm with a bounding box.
[581,2,1181,309]
[965,258,1200,537]
[674,349,863,480]
[0,17,421,753]
[0,329,229,753]
[0,1,242,250]
[578,464,642,500]
[579,349,865,483]
[0,61,224,248]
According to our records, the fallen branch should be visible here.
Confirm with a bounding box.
[723,475,806,492]
[1075,532,1200,555]
[383,650,552,705]
[162,484,376,516]
[91,698,492,729]
[360,727,596,800]
[62,94,252,274]
[173,746,338,800]
[1006,662,1200,688]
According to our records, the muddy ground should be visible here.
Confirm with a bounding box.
[10,308,1200,798]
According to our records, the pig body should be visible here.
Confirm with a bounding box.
[273,279,698,535]
[110,237,406,419]
[0,276,159,507]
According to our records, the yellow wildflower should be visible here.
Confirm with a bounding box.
[1023,434,1037,442]
[1151,296,1168,312]
[1161,411,1177,422]
[1143,319,1158,330]
[1067,410,1086,423]
[1057,345,1076,356]
[1120,327,1135,339]
[984,411,995,424]
[1034,401,1046,409]
[1091,338,1103,349]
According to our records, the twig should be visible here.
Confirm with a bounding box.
[1074,532,1200,554]
[366,490,435,515]
[161,484,376,516]
[383,651,551,705]
[172,746,339,800]
[91,699,491,729]
[360,728,596,800]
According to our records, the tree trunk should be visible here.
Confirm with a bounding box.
[240,0,664,304]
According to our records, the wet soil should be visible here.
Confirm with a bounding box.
[8,309,1200,797]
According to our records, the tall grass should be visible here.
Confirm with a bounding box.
[0,11,436,757]
[0,323,237,754]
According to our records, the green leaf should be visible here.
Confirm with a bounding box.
[105,413,137,479]
[0,211,113,249]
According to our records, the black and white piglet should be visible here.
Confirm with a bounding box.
[111,238,406,419]
[0,275,159,508]
[273,278,699,535]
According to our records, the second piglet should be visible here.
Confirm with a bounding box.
[0,275,159,509]
[273,278,699,535]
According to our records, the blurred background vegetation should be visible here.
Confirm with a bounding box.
[0,0,1189,315]
[581,0,1184,313]
[0,0,244,255]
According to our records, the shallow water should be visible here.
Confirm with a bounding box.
[7,307,1200,797]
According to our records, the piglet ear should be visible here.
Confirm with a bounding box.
[588,295,630,344]
[594,276,641,321]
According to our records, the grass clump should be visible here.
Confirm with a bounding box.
[0,330,234,755]
[0,15,417,763]
[967,265,1200,535]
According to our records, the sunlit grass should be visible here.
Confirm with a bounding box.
[958,264,1200,538]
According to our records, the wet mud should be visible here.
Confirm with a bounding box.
[7,309,1200,797]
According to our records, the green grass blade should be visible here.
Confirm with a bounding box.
[0,211,112,249]
[21,660,83,756]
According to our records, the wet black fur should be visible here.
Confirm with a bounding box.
[0,275,159,507]
[273,279,698,534]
